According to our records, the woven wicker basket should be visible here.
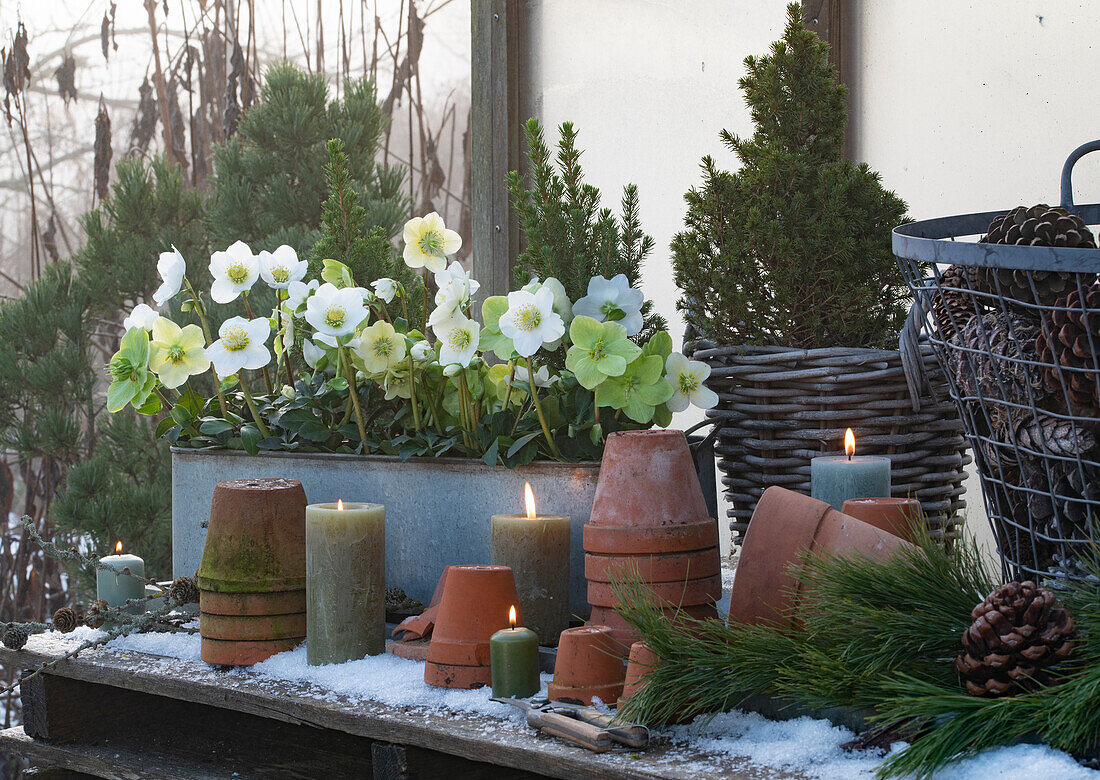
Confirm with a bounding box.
[686,341,971,545]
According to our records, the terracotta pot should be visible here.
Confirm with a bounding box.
[196,478,307,593]
[585,549,720,584]
[424,661,492,689]
[199,611,306,641]
[841,497,924,544]
[392,566,451,642]
[548,626,626,705]
[729,486,915,630]
[583,430,716,555]
[588,603,719,654]
[200,635,303,666]
[586,574,722,608]
[425,565,520,688]
[619,641,659,704]
[199,589,306,616]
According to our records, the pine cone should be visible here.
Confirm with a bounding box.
[85,599,110,629]
[1036,281,1100,412]
[933,264,983,342]
[979,204,1097,306]
[1051,464,1100,541]
[167,576,199,606]
[52,607,79,634]
[955,581,1076,696]
[1014,413,1096,457]
[2,623,29,650]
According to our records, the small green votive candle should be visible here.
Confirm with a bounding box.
[490,607,540,699]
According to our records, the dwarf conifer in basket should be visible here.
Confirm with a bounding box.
[672,4,908,349]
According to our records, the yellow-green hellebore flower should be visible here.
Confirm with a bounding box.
[564,316,642,390]
[106,327,154,412]
[149,318,210,389]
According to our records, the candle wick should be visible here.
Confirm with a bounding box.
[848,453,852,462]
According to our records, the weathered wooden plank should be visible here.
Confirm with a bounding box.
[0,641,797,779]
[801,0,851,159]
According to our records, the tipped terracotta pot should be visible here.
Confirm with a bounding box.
[199,611,306,641]
[199,589,306,616]
[392,566,451,642]
[585,549,720,584]
[586,575,722,608]
[425,565,520,688]
[196,478,307,593]
[201,636,304,666]
[841,497,924,543]
[619,641,658,705]
[588,603,719,654]
[583,430,717,555]
[548,626,626,705]
[729,486,915,630]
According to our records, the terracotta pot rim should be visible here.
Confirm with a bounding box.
[583,520,718,554]
[200,635,303,666]
[547,680,624,704]
[586,575,722,608]
[199,589,306,616]
[199,612,306,641]
[426,638,492,667]
[584,549,721,583]
[197,576,307,593]
[424,661,492,689]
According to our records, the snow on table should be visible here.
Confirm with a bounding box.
[9,627,1097,780]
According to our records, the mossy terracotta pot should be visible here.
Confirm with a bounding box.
[841,497,924,544]
[618,641,658,705]
[728,486,916,630]
[201,636,304,666]
[199,589,306,616]
[196,478,307,593]
[199,611,306,641]
[548,626,626,705]
[425,565,520,688]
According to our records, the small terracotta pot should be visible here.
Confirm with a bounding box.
[586,574,722,608]
[619,641,659,704]
[584,430,716,555]
[729,486,915,630]
[584,549,720,584]
[199,611,306,641]
[548,626,626,705]
[841,497,924,543]
[425,565,520,688]
[588,603,718,654]
[199,589,306,616]
[196,478,307,593]
[392,566,451,642]
[200,635,303,666]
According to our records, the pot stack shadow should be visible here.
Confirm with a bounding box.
[583,430,722,653]
[196,478,308,665]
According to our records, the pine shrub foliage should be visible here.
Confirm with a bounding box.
[672,4,908,349]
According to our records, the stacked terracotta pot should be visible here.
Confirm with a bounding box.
[584,430,721,651]
[196,478,308,666]
[424,565,521,688]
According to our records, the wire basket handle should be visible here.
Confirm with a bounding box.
[1060,140,1100,212]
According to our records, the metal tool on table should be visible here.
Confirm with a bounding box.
[491,698,649,753]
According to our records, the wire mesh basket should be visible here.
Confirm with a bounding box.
[894,141,1100,581]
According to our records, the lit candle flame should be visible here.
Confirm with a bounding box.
[115,540,123,554]
[337,499,344,511]
[509,604,517,629]
[524,482,536,520]
[844,428,856,460]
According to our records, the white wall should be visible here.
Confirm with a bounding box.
[524,0,791,555]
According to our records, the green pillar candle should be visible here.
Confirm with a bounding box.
[97,543,146,614]
[490,608,541,699]
[490,483,571,647]
[306,501,385,665]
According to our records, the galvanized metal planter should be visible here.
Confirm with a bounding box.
[171,448,600,618]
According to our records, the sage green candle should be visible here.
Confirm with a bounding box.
[490,612,540,699]
[490,510,571,647]
[306,501,385,665]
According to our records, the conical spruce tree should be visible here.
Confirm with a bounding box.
[207,63,408,258]
[672,3,908,349]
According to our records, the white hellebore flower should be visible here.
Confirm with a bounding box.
[280,384,296,401]
[371,278,399,303]
[510,364,558,389]
[152,245,186,306]
[285,279,320,314]
[302,338,327,370]
[259,245,307,289]
[498,286,565,358]
[435,314,481,368]
[521,276,573,324]
[665,353,719,413]
[355,321,407,374]
[402,211,461,273]
[209,241,260,303]
[572,273,644,336]
[429,262,480,328]
[305,282,368,340]
[410,340,433,362]
[205,316,271,378]
[123,303,160,332]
